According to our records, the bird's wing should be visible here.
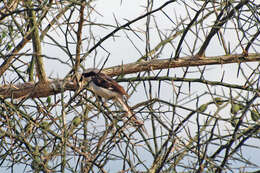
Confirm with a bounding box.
[93,73,130,98]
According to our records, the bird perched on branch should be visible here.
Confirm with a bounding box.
[80,68,146,132]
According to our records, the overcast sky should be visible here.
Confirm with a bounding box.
[1,0,260,172]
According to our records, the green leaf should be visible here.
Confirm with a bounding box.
[72,116,81,127]
[251,110,260,122]
[199,104,208,112]
[231,104,240,114]
[46,96,51,105]
[214,97,223,105]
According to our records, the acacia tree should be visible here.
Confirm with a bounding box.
[0,0,260,172]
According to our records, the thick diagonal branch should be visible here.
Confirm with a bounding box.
[1,53,259,99]
[104,53,260,76]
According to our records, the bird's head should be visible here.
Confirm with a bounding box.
[80,68,100,81]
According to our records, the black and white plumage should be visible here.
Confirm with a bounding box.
[80,69,144,127]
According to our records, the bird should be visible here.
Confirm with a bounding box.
[80,68,145,131]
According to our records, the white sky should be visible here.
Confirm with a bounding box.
[1,0,260,172]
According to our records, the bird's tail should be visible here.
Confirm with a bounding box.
[116,97,148,135]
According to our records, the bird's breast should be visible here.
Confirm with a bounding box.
[89,81,120,100]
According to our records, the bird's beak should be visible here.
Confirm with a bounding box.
[80,75,84,82]
[80,73,92,82]
[80,73,87,81]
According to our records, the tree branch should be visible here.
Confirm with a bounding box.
[196,0,250,58]
[75,1,86,73]
[104,53,260,76]
[79,0,176,63]
[0,80,76,99]
[26,0,47,82]
[0,3,71,77]
[1,53,259,99]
